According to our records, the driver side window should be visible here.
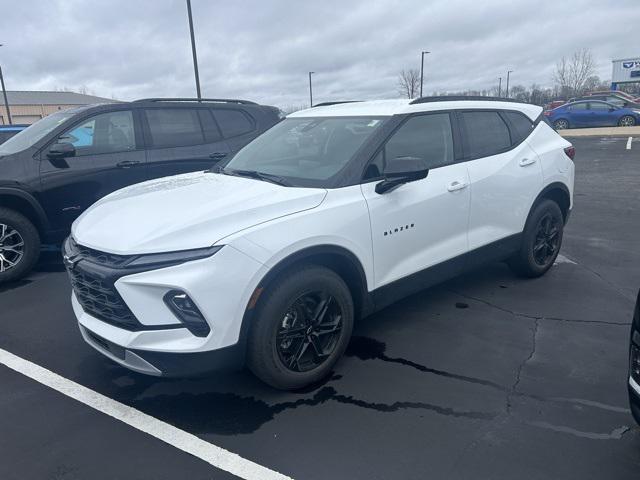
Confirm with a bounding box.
[58,110,136,156]
[365,113,453,179]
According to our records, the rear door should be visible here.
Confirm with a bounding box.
[461,110,543,252]
[566,102,590,127]
[142,107,231,180]
[39,109,146,231]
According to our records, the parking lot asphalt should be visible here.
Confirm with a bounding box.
[1,136,639,480]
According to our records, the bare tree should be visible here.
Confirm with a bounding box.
[554,48,596,98]
[397,69,421,98]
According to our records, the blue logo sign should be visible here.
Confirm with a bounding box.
[622,61,640,69]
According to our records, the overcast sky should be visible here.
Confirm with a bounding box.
[1,0,638,108]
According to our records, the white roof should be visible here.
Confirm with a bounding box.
[290,98,542,121]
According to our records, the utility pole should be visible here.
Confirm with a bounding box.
[186,0,201,100]
[308,71,314,107]
[498,77,502,97]
[506,70,513,98]
[0,44,12,125]
[420,51,430,98]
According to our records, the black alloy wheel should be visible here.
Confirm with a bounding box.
[532,213,561,268]
[276,291,343,372]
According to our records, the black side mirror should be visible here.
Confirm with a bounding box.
[47,142,76,159]
[375,156,429,194]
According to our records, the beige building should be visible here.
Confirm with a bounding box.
[0,90,115,125]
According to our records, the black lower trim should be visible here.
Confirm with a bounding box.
[371,234,521,312]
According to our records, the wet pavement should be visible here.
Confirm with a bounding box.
[1,136,639,479]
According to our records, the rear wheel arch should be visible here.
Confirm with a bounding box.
[527,182,571,225]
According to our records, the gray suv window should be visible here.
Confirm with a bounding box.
[212,109,253,138]
[59,110,135,156]
[145,108,205,148]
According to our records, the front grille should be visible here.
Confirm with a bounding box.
[70,238,132,268]
[68,267,140,330]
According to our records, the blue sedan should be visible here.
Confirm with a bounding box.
[545,100,640,129]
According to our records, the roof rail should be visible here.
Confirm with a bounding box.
[312,101,361,107]
[133,98,258,105]
[410,96,525,105]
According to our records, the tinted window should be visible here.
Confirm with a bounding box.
[589,102,612,111]
[384,113,453,171]
[197,109,222,142]
[503,111,534,144]
[569,102,588,110]
[145,108,204,147]
[212,109,253,137]
[461,111,511,158]
[58,110,135,156]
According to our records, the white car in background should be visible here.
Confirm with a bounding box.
[63,97,575,390]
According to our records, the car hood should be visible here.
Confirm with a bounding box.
[72,172,327,254]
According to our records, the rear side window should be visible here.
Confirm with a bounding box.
[461,111,511,158]
[145,108,204,147]
[212,109,253,138]
[502,111,534,144]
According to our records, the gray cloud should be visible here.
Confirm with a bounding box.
[1,0,638,108]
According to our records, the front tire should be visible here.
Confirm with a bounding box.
[619,115,636,127]
[247,265,354,390]
[553,119,569,130]
[508,200,564,278]
[0,208,40,283]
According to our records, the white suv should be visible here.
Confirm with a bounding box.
[64,97,575,389]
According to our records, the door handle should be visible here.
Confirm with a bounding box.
[518,157,536,167]
[117,160,141,168]
[447,180,469,192]
[209,152,228,161]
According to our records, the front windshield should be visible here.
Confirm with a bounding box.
[0,111,75,156]
[223,116,386,187]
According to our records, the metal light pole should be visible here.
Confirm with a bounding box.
[308,71,314,107]
[186,0,201,100]
[498,77,502,97]
[420,51,430,98]
[0,44,12,125]
[505,70,513,98]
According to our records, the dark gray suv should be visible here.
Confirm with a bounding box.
[0,98,282,283]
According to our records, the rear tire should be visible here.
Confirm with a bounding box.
[0,208,40,284]
[619,115,636,127]
[247,265,354,390]
[508,200,563,278]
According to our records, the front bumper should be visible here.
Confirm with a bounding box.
[79,323,244,377]
[68,243,268,376]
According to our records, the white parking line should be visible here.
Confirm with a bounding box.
[627,137,633,150]
[0,347,293,480]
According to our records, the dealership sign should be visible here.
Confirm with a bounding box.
[612,57,640,83]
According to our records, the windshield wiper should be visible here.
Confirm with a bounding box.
[221,168,290,187]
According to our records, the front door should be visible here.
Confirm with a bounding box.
[39,109,146,232]
[360,112,470,289]
[142,107,231,180]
